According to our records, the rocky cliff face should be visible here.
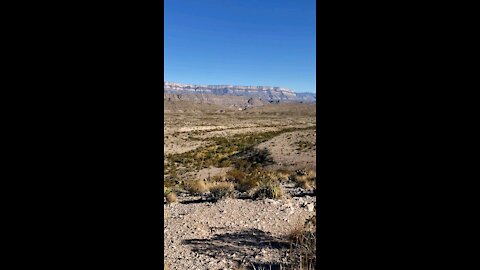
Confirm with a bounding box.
[295,92,317,103]
[164,82,299,101]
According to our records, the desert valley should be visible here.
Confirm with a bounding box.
[164,82,317,270]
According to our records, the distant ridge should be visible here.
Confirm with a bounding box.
[164,82,316,104]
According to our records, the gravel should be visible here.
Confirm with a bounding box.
[164,190,316,270]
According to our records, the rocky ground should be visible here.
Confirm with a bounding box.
[164,102,317,270]
[164,186,316,270]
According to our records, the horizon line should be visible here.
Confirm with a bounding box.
[164,81,316,94]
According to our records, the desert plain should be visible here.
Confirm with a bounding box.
[164,101,317,270]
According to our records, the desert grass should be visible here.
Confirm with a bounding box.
[292,169,316,190]
[164,126,315,187]
[287,214,316,270]
[185,179,209,196]
[208,182,234,201]
[253,180,284,200]
[166,192,177,204]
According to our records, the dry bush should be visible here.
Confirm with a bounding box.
[294,175,311,189]
[237,175,258,192]
[185,180,209,196]
[293,170,316,190]
[288,214,316,269]
[276,169,292,182]
[227,168,256,192]
[306,170,316,188]
[226,168,246,181]
[210,174,225,182]
[209,182,234,201]
[253,181,284,200]
[237,168,278,193]
[166,192,177,204]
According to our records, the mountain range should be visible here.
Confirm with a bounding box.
[164,82,316,108]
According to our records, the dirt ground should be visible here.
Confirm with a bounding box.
[258,129,316,172]
[164,189,315,270]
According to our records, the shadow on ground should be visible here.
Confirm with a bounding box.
[233,148,276,168]
[182,228,289,269]
[177,193,254,205]
[290,189,316,198]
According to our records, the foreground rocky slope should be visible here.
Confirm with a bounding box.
[164,103,317,269]
[164,188,316,270]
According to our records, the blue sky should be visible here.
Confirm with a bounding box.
[164,0,316,93]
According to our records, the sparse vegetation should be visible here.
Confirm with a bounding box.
[163,102,316,268]
[295,140,316,151]
[288,214,316,269]
[166,192,177,204]
[292,169,316,190]
[185,179,209,196]
[209,182,234,201]
[164,126,315,188]
[253,180,284,200]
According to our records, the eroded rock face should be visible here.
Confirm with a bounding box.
[295,92,317,103]
[164,82,298,101]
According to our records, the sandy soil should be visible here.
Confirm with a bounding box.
[257,129,316,171]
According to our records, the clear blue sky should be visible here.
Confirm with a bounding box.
[164,0,316,93]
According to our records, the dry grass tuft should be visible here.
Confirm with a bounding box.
[293,169,316,190]
[288,223,306,248]
[237,176,259,192]
[226,168,246,182]
[166,192,177,204]
[288,214,316,269]
[210,174,226,182]
[186,179,209,196]
[276,169,292,182]
[253,180,284,200]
